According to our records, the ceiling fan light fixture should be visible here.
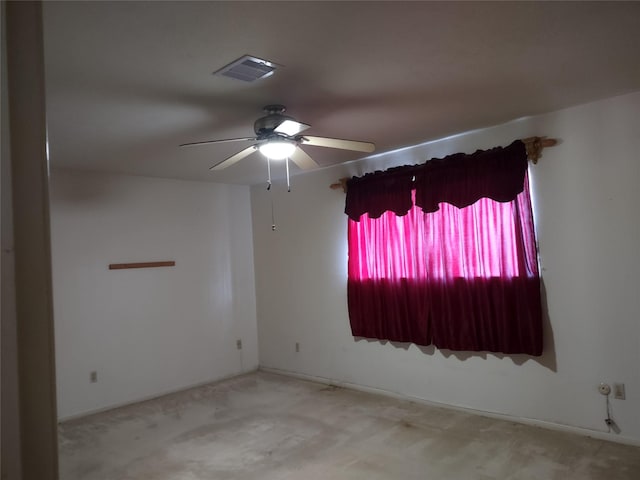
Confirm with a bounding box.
[259,140,296,160]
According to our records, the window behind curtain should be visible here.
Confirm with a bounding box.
[347,174,542,355]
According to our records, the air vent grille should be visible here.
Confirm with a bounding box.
[214,55,276,82]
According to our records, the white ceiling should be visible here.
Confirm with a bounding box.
[43,1,640,185]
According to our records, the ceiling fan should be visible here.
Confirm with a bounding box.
[180,105,375,171]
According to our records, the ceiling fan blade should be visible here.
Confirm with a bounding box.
[210,145,258,170]
[298,135,375,153]
[290,147,319,170]
[180,137,255,148]
[274,119,311,136]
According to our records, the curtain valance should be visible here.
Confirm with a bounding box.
[345,140,528,221]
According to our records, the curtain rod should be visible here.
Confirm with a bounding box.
[329,136,558,193]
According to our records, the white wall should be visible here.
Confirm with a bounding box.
[251,91,640,444]
[50,171,258,419]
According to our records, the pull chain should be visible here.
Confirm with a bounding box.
[267,156,276,230]
[270,194,276,231]
[285,156,291,192]
[266,156,272,191]
[266,156,294,231]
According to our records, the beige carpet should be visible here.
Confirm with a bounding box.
[59,371,640,480]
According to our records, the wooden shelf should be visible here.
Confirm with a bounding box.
[108,261,175,270]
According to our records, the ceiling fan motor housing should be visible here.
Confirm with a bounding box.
[254,104,294,135]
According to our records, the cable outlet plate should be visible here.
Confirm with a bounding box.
[598,383,611,395]
[613,383,626,400]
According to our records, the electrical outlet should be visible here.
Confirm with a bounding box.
[236,339,242,350]
[295,342,300,353]
[613,383,626,400]
[90,371,97,383]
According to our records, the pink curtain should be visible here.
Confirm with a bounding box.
[346,141,542,355]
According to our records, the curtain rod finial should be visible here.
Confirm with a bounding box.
[523,136,558,164]
[330,177,349,193]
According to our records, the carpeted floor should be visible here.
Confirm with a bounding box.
[58,371,640,480]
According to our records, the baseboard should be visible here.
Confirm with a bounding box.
[259,366,640,448]
[57,367,259,423]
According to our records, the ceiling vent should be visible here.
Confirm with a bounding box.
[214,55,277,82]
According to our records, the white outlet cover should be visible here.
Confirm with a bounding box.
[598,383,611,395]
